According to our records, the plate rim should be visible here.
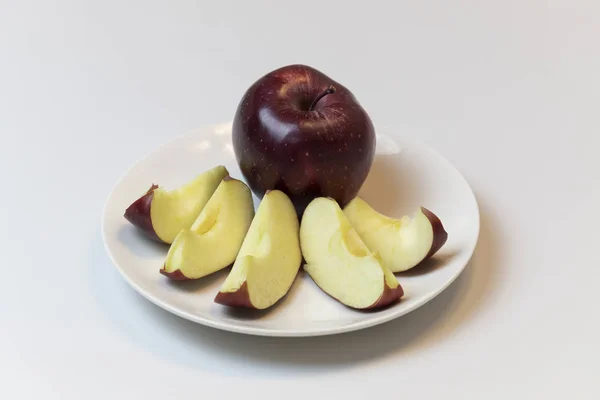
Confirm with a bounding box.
[101,123,481,337]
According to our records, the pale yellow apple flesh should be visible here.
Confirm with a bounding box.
[160,177,254,280]
[300,197,403,310]
[343,197,448,273]
[215,190,302,309]
[124,165,228,243]
[151,165,228,243]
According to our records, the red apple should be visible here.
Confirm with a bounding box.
[232,64,376,214]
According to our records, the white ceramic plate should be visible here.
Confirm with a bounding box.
[102,122,479,337]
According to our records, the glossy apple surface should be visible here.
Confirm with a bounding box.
[232,64,376,214]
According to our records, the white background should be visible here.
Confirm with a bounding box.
[1,1,599,398]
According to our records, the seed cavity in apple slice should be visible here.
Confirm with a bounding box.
[215,190,302,309]
[160,176,254,280]
[300,197,403,310]
[124,165,229,243]
[343,197,448,273]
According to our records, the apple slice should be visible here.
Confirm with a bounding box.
[124,165,228,243]
[300,197,403,310]
[160,177,254,280]
[214,190,302,309]
[343,197,448,273]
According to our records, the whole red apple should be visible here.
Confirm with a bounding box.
[232,64,376,214]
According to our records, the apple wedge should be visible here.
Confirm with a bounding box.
[214,190,302,309]
[343,197,448,273]
[160,177,254,280]
[124,165,228,243]
[300,197,403,310]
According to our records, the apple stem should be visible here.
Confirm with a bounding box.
[309,86,336,111]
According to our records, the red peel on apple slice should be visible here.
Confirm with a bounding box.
[365,282,404,310]
[420,206,448,260]
[124,184,162,242]
[214,282,256,309]
[159,266,189,281]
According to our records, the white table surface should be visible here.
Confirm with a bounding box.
[2,1,599,398]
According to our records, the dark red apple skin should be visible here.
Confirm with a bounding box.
[366,282,404,310]
[159,266,190,281]
[214,282,256,309]
[124,184,163,242]
[232,64,376,215]
[421,207,449,260]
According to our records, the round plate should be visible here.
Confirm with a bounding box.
[102,122,479,337]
